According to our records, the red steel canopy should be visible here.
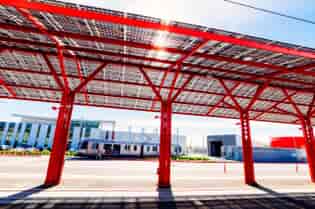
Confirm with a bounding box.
[2,0,315,188]
[0,0,314,125]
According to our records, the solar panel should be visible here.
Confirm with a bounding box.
[0,0,315,124]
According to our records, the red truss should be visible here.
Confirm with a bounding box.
[0,0,314,125]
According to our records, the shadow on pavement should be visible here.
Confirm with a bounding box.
[0,184,52,204]
[250,183,315,208]
[157,187,177,209]
[2,184,315,208]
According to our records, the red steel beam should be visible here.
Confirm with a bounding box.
[56,46,70,92]
[245,62,315,83]
[138,67,162,101]
[0,94,301,125]
[300,117,315,182]
[4,45,315,91]
[165,64,182,102]
[244,82,270,112]
[73,63,108,93]
[42,54,64,90]
[17,8,70,92]
[273,106,298,117]
[206,82,241,115]
[4,83,294,117]
[206,97,226,116]
[307,94,315,117]
[2,25,315,80]
[282,89,315,182]
[252,92,297,120]
[74,57,89,104]
[3,0,315,59]
[45,91,74,186]
[217,79,243,111]
[158,101,172,187]
[6,33,313,88]
[1,65,313,108]
[282,89,304,117]
[0,75,16,97]
[222,100,238,110]
[153,40,208,110]
[164,41,209,101]
[240,111,256,185]
[171,75,194,102]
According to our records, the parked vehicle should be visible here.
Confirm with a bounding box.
[77,139,183,158]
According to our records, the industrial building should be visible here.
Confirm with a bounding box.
[207,134,307,162]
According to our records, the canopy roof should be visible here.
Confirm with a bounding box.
[0,0,315,124]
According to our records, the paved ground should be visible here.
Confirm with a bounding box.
[1,156,315,208]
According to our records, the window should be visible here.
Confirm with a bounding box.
[104,144,112,151]
[80,141,88,149]
[124,145,131,151]
[146,146,150,152]
[92,142,97,149]
[152,146,158,152]
[175,146,181,153]
[133,145,137,151]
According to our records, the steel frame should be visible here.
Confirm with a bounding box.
[0,0,314,188]
[45,91,74,186]
[2,35,315,88]
[42,54,64,90]
[3,0,315,59]
[282,89,315,182]
[3,44,315,93]
[240,111,255,185]
[159,101,172,187]
[1,64,313,108]
[74,57,89,104]
[216,79,270,184]
[0,74,16,96]
[16,8,71,93]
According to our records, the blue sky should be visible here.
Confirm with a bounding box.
[2,0,315,146]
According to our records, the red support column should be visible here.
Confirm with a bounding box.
[240,112,256,185]
[44,92,75,186]
[158,101,172,187]
[300,117,315,182]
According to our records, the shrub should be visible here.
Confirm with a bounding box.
[41,149,51,155]
[172,155,210,161]
[66,151,77,156]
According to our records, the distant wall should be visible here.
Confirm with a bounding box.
[207,134,241,146]
[223,146,307,163]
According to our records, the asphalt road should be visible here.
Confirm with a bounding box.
[0,156,313,195]
[1,156,315,208]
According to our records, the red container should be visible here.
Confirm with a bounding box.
[270,136,305,149]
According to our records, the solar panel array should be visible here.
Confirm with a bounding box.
[0,0,315,124]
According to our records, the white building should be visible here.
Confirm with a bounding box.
[0,114,187,152]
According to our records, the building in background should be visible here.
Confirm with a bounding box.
[0,114,187,152]
[206,134,306,162]
[207,134,241,157]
